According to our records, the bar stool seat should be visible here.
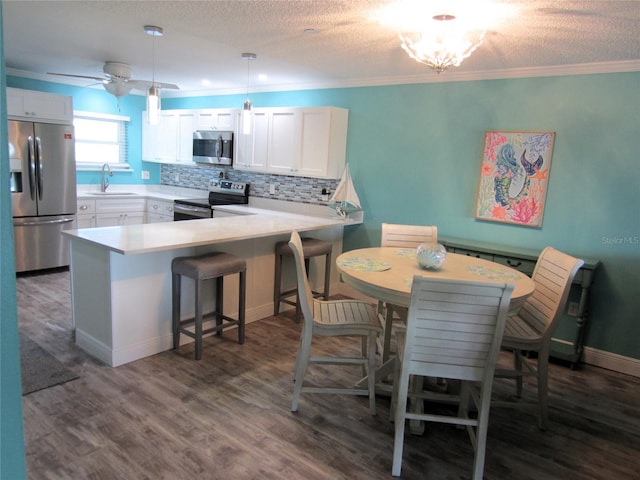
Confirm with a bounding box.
[172,252,246,360]
[274,237,332,322]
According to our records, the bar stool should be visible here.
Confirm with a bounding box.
[274,237,332,322]
[172,252,246,360]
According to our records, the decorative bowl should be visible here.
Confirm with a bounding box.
[416,243,447,270]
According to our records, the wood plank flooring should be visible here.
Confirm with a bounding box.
[16,269,640,479]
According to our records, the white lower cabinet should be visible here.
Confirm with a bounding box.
[95,198,146,227]
[146,199,174,223]
[76,199,96,228]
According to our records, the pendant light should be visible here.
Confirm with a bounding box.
[241,53,256,135]
[144,25,163,125]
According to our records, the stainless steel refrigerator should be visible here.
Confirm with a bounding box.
[9,120,77,272]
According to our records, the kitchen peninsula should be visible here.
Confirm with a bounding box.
[63,209,360,367]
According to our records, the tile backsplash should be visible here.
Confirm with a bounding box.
[161,164,340,205]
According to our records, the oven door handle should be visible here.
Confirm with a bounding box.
[174,203,212,216]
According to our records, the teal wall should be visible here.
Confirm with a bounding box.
[0,4,27,478]
[5,72,640,356]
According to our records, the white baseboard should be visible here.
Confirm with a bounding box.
[582,347,640,378]
[338,284,640,378]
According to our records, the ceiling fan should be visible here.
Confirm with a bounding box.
[47,61,179,99]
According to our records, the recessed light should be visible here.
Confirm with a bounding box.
[303,28,319,34]
[201,79,211,87]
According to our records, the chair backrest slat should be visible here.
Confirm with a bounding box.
[517,247,584,339]
[381,223,437,248]
[403,277,514,382]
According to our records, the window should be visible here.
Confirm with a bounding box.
[73,111,131,170]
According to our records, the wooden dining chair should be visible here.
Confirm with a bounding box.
[494,246,584,430]
[379,223,438,363]
[391,276,514,478]
[288,231,383,414]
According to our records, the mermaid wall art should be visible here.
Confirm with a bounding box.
[475,130,555,227]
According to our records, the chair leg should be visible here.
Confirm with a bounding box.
[194,278,203,360]
[238,270,246,344]
[291,331,312,412]
[273,253,282,315]
[471,392,491,480]
[215,276,223,336]
[514,349,523,397]
[172,273,181,349]
[392,372,410,477]
[367,331,377,415]
[382,307,394,364]
[538,349,550,430]
[323,251,331,301]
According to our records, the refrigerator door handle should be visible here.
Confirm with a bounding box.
[35,136,44,200]
[13,216,75,227]
[28,135,36,200]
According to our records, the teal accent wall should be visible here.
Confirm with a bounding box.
[0,4,27,477]
[5,71,639,362]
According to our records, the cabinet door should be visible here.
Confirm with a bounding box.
[234,110,268,172]
[76,215,96,228]
[7,88,73,123]
[196,109,236,130]
[142,112,161,162]
[176,112,196,163]
[298,108,331,177]
[158,112,178,163]
[267,109,301,175]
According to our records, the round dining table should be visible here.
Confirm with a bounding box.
[336,247,535,313]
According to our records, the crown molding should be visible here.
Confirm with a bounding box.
[8,61,640,99]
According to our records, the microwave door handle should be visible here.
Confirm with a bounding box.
[35,136,43,200]
[27,135,36,200]
[217,134,222,162]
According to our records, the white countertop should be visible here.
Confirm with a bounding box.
[64,206,358,255]
[76,184,208,201]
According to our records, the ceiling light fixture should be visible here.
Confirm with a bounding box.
[399,13,486,74]
[144,24,164,125]
[241,52,256,135]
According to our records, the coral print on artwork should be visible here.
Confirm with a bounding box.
[475,131,555,227]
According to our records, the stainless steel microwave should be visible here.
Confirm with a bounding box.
[193,130,233,165]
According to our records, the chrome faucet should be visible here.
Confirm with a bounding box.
[101,163,113,192]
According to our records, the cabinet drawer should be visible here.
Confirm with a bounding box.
[96,198,146,213]
[451,247,493,261]
[492,255,536,275]
[77,199,96,214]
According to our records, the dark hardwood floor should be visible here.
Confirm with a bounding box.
[16,269,640,479]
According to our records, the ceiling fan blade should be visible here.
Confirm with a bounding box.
[127,79,180,91]
[48,72,106,82]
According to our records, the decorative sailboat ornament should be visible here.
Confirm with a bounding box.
[328,164,362,218]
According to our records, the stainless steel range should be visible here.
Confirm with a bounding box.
[173,180,250,221]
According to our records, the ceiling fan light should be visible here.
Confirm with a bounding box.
[147,86,160,125]
[103,81,133,98]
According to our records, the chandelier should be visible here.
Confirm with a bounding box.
[399,14,486,74]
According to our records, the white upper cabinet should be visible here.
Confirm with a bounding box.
[196,109,235,131]
[298,107,348,179]
[265,108,302,176]
[7,87,73,124]
[234,109,269,172]
[142,109,196,164]
[141,105,348,177]
[234,106,348,179]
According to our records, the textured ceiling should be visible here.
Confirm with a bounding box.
[3,0,640,97]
